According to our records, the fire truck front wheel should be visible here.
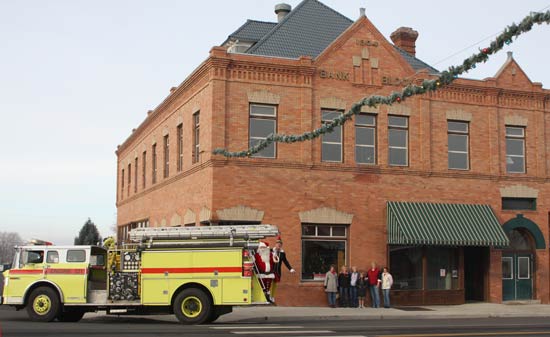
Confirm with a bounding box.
[26,287,60,322]
[173,288,212,324]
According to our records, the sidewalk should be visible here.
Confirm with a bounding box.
[83,303,550,323]
[216,302,550,323]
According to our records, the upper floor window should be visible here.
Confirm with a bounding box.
[142,151,147,189]
[355,114,376,164]
[321,109,343,162]
[177,123,183,172]
[152,143,157,184]
[193,112,200,164]
[448,121,469,170]
[127,163,131,195]
[121,168,125,199]
[388,116,408,166]
[163,134,170,178]
[249,104,277,158]
[506,126,525,173]
[134,157,138,193]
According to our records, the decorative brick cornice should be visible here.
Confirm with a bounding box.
[183,209,196,225]
[216,205,264,222]
[299,207,353,224]
[504,115,528,126]
[248,90,281,104]
[500,185,539,198]
[170,213,182,227]
[320,97,346,110]
[446,109,472,121]
[199,207,212,223]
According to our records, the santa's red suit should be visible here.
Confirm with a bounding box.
[254,241,275,301]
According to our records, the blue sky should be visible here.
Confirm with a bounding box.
[1,0,549,244]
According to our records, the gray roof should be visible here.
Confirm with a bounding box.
[394,46,439,73]
[247,0,353,58]
[223,0,438,73]
[225,20,277,44]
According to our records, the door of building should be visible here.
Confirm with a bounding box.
[502,229,534,301]
[464,247,488,301]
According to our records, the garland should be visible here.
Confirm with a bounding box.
[213,10,550,158]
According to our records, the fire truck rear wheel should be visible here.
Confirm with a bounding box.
[173,288,212,324]
[26,286,60,322]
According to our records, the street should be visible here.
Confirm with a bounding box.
[2,307,550,337]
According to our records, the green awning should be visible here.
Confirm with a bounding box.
[387,201,509,247]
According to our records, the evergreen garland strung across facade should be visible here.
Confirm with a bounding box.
[213,10,550,158]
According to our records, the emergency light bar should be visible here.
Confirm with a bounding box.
[28,239,53,246]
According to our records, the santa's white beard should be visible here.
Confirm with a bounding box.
[258,248,271,273]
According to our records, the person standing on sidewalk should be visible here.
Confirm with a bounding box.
[324,265,338,308]
[367,262,381,308]
[349,266,359,308]
[381,267,394,308]
[271,236,295,299]
[338,265,351,307]
[357,271,368,308]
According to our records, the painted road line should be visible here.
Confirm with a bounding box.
[211,326,304,329]
[379,331,550,337]
[231,330,334,335]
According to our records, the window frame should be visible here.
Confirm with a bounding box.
[134,157,138,193]
[67,250,86,263]
[249,104,277,159]
[502,197,536,211]
[177,123,183,172]
[388,115,409,167]
[301,224,348,282]
[163,134,170,179]
[517,256,530,279]
[355,113,377,165]
[152,143,157,184]
[505,126,526,174]
[502,256,513,280]
[142,151,147,189]
[121,168,125,199]
[321,109,344,163]
[192,112,200,164]
[447,120,470,170]
[127,163,131,195]
[46,251,59,264]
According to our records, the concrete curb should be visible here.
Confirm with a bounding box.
[227,313,550,323]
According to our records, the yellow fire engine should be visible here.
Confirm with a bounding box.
[1,225,279,324]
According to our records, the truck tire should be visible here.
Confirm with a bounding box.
[26,286,60,322]
[173,288,212,325]
[57,308,85,322]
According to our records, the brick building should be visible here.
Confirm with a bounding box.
[116,0,550,306]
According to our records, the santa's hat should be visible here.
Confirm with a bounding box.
[276,235,283,244]
[258,241,269,248]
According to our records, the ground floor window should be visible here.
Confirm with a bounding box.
[301,224,347,281]
[426,247,459,290]
[390,246,423,290]
[389,246,459,290]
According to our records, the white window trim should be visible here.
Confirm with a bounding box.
[388,116,409,167]
[505,126,526,174]
[502,256,514,280]
[355,114,377,165]
[321,110,343,163]
[448,121,470,170]
[517,256,530,280]
[249,104,277,159]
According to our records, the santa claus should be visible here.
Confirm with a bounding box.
[254,241,275,302]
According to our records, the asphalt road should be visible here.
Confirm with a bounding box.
[2,308,550,337]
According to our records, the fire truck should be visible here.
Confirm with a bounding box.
[0,225,279,324]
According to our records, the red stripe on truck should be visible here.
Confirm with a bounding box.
[141,267,242,274]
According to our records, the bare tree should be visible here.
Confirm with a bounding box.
[0,231,23,264]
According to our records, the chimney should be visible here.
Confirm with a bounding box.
[359,8,366,18]
[275,3,291,22]
[390,27,419,57]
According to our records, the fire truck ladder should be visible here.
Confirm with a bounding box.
[129,224,280,249]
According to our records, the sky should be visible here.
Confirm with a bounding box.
[1,0,549,245]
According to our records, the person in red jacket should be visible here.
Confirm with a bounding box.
[367,261,381,308]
